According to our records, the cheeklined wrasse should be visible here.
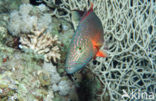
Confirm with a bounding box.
[65,2,107,74]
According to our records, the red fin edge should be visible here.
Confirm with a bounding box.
[90,2,93,11]
[80,2,94,21]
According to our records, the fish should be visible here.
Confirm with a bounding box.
[65,2,107,74]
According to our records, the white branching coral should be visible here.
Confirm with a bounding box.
[52,0,156,101]
[19,26,61,62]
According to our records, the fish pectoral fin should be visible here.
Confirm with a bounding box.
[96,50,107,58]
[95,43,103,48]
[91,40,102,49]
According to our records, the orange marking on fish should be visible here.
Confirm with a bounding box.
[96,50,107,57]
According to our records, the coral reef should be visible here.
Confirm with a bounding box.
[8,2,75,49]
[19,26,61,62]
[0,48,78,101]
[0,13,9,28]
[52,80,71,96]
[0,0,23,13]
[43,62,75,95]
[7,2,76,63]
[1,2,77,100]
[42,62,78,100]
[0,51,54,101]
[0,49,76,100]
[8,3,52,36]
[0,27,8,44]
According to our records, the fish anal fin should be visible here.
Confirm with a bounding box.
[96,50,107,58]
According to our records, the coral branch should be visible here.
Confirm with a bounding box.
[19,26,61,63]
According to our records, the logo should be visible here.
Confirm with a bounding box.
[122,89,155,100]
[122,90,130,98]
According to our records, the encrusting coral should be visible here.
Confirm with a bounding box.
[0,26,7,43]
[43,62,75,96]
[19,26,61,62]
[0,51,55,101]
[0,51,75,101]
[8,3,52,36]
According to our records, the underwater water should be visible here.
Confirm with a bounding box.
[0,0,156,101]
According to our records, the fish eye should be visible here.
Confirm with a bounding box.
[79,47,81,50]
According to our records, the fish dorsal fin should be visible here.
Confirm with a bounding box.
[89,2,94,11]
[80,2,94,22]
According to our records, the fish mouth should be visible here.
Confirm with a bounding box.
[65,62,83,74]
[65,66,75,74]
